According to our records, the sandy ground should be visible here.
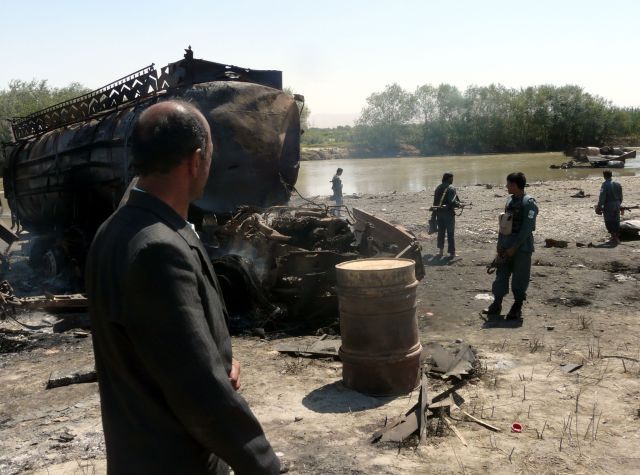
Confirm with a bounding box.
[1,175,640,474]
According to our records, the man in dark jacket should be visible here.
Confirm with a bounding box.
[86,101,280,474]
[596,169,623,245]
[432,172,461,257]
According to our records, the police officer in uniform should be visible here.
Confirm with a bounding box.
[484,172,538,320]
[432,172,461,257]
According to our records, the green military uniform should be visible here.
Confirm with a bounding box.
[492,194,538,303]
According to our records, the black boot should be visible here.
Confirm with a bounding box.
[482,298,502,316]
[507,300,523,320]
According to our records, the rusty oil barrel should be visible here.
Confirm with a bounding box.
[336,258,421,396]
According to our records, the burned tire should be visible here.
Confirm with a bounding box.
[29,238,53,269]
[42,247,65,277]
[29,237,65,277]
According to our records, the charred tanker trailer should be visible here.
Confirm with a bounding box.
[2,49,423,329]
[2,50,302,275]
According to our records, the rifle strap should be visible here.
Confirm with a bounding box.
[438,185,451,208]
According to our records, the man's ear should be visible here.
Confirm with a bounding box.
[187,148,203,177]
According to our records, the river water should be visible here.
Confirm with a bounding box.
[296,152,640,197]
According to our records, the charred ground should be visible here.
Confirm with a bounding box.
[1,175,640,474]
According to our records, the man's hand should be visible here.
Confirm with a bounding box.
[505,246,516,258]
[229,358,241,391]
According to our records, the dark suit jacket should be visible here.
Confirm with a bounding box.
[86,190,279,475]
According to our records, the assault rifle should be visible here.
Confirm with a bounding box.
[429,202,473,212]
[595,204,638,215]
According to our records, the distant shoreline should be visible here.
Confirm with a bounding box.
[300,146,567,161]
[300,146,640,161]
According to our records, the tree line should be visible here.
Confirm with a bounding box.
[3,79,639,158]
[313,83,640,155]
[0,80,90,144]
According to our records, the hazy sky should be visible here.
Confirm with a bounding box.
[1,0,638,127]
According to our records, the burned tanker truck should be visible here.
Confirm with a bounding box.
[2,50,423,330]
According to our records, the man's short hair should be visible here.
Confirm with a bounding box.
[603,170,613,179]
[507,172,526,190]
[336,168,343,174]
[442,171,453,183]
[131,100,209,176]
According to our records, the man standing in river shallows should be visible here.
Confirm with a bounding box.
[85,101,280,474]
[483,172,538,320]
[331,167,344,216]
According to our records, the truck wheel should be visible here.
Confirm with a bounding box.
[29,238,52,269]
[42,248,65,277]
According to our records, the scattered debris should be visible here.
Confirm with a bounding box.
[560,363,583,374]
[511,422,523,433]
[442,416,467,446]
[425,343,476,379]
[0,280,88,319]
[0,222,19,259]
[276,336,341,359]
[547,296,591,307]
[21,293,88,310]
[458,408,501,432]
[372,379,459,443]
[369,373,491,446]
[54,428,76,443]
[474,293,493,301]
[570,190,590,198]
[613,274,636,283]
[46,368,98,389]
[209,206,424,331]
[418,374,428,443]
[620,220,640,241]
[545,239,568,248]
[601,355,640,363]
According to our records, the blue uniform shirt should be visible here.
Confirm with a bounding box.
[498,194,537,254]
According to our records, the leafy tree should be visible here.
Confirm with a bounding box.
[420,84,467,154]
[0,80,90,144]
[353,82,639,156]
[355,83,415,152]
[302,125,352,147]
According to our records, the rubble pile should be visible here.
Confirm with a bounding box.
[200,205,423,333]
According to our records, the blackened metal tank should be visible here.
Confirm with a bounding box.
[2,53,301,274]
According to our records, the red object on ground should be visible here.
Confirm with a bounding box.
[511,422,523,433]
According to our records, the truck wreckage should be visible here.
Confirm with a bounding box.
[206,205,423,331]
[1,49,423,330]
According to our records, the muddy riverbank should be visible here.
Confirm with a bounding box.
[2,175,640,474]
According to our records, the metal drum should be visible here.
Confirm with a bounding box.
[336,258,421,396]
